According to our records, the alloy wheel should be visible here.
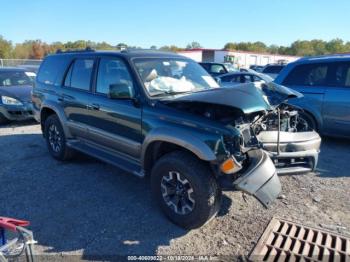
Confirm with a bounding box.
[48,124,62,153]
[161,171,195,215]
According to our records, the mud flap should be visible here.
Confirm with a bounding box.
[234,149,281,207]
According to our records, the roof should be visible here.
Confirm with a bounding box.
[52,49,186,59]
[297,53,350,62]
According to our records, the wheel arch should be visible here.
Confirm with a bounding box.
[40,104,71,138]
[141,128,217,176]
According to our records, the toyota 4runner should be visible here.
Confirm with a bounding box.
[32,49,320,229]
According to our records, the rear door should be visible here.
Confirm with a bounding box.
[281,63,330,131]
[322,62,350,136]
[61,57,96,140]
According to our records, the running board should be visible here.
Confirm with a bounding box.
[67,140,145,178]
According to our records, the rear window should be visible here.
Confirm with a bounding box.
[263,65,284,74]
[37,55,71,86]
[283,63,329,86]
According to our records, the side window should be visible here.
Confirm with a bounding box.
[242,75,252,83]
[220,75,233,82]
[283,63,328,86]
[96,58,134,95]
[210,64,226,74]
[332,62,350,87]
[231,75,241,83]
[37,55,70,85]
[64,59,94,91]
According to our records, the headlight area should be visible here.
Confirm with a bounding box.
[1,96,23,106]
[220,135,244,174]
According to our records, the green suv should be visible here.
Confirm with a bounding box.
[32,49,295,229]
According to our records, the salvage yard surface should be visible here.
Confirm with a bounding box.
[0,121,349,260]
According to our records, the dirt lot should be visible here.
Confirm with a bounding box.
[0,121,349,261]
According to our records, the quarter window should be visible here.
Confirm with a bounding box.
[96,58,134,95]
[64,59,94,91]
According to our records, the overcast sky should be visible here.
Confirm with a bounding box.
[1,0,349,48]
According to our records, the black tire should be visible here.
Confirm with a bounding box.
[44,114,74,161]
[0,113,10,125]
[151,151,222,229]
[298,111,317,131]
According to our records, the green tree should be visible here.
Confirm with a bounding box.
[0,36,13,58]
[186,41,202,49]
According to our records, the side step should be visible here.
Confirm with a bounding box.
[67,140,144,178]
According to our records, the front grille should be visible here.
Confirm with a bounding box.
[250,217,350,261]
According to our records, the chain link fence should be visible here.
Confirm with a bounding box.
[0,59,42,72]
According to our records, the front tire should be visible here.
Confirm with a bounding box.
[44,114,74,160]
[298,111,317,131]
[151,151,221,229]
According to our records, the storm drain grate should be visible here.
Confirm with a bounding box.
[249,217,350,262]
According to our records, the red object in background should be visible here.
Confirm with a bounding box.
[0,217,30,232]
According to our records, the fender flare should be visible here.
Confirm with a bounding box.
[40,101,72,138]
[141,127,217,169]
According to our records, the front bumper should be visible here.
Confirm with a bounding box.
[219,149,281,207]
[257,131,321,174]
[0,102,34,121]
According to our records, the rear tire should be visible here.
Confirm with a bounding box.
[151,151,221,229]
[44,114,74,160]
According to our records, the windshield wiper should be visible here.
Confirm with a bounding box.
[151,90,192,97]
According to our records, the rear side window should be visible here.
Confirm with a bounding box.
[64,59,94,91]
[282,63,329,86]
[37,55,70,85]
[263,65,284,74]
[332,62,350,87]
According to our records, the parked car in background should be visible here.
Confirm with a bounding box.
[199,62,238,77]
[33,49,284,229]
[217,71,273,87]
[249,65,264,72]
[0,68,35,124]
[275,54,350,138]
[261,64,286,79]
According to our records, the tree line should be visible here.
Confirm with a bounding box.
[0,36,349,60]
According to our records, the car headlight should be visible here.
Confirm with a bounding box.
[1,96,23,106]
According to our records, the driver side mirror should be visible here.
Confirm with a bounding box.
[108,83,134,99]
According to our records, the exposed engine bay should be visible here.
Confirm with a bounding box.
[164,101,309,142]
[165,100,321,174]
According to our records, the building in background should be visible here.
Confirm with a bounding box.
[177,48,300,68]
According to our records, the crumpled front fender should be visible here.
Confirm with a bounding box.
[234,149,281,207]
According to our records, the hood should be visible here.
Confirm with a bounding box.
[165,82,302,114]
[0,85,33,102]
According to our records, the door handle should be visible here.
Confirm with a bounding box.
[88,103,100,110]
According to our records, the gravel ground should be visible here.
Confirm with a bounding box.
[0,121,349,261]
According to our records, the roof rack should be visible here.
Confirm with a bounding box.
[56,47,95,54]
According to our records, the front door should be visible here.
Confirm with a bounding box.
[87,56,142,159]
